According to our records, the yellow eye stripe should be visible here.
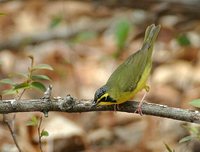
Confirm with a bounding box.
[97,93,109,102]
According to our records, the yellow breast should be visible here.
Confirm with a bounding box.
[98,64,151,106]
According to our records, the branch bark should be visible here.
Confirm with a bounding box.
[0,95,200,124]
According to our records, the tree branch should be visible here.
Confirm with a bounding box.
[0,18,111,50]
[0,95,200,124]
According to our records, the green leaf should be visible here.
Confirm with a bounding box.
[181,125,200,139]
[31,81,46,92]
[31,75,51,81]
[32,64,53,71]
[115,19,130,49]
[190,99,200,108]
[49,15,63,28]
[14,82,30,90]
[41,129,49,137]
[164,143,175,152]
[26,116,38,126]
[0,79,15,85]
[1,88,17,95]
[188,126,199,135]
[179,135,193,143]
[176,34,191,46]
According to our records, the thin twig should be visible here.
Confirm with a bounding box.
[2,90,25,152]
[38,116,44,152]
[17,89,26,101]
[2,89,27,152]
[3,114,22,152]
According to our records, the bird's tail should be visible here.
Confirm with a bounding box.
[141,24,161,56]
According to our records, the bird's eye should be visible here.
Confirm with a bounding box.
[107,96,116,103]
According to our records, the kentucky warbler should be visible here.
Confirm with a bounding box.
[92,24,160,114]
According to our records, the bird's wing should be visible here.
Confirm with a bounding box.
[106,24,160,93]
[107,49,148,92]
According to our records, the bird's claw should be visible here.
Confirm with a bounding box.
[135,106,143,116]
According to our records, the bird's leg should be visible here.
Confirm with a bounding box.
[114,104,120,112]
[135,85,150,115]
[135,91,147,115]
[117,104,120,110]
[114,104,117,111]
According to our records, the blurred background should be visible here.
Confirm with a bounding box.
[0,0,200,152]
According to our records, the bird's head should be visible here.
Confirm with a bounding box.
[92,85,116,107]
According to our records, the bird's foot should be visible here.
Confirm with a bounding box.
[135,105,143,116]
[135,89,148,115]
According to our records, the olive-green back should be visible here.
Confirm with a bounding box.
[106,24,160,94]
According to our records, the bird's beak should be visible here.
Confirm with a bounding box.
[91,100,98,108]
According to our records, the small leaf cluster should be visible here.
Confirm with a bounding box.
[0,56,53,96]
[26,116,49,138]
[49,15,63,29]
[164,143,175,152]
[178,99,200,143]
[115,19,130,50]
[179,125,200,143]
[41,130,49,137]
[176,34,191,46]
[190,99,200,108]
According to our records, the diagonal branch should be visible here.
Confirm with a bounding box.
[0,95,200,124]
[0,18,112,50]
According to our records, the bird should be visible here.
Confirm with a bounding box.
[92,24,161,114]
